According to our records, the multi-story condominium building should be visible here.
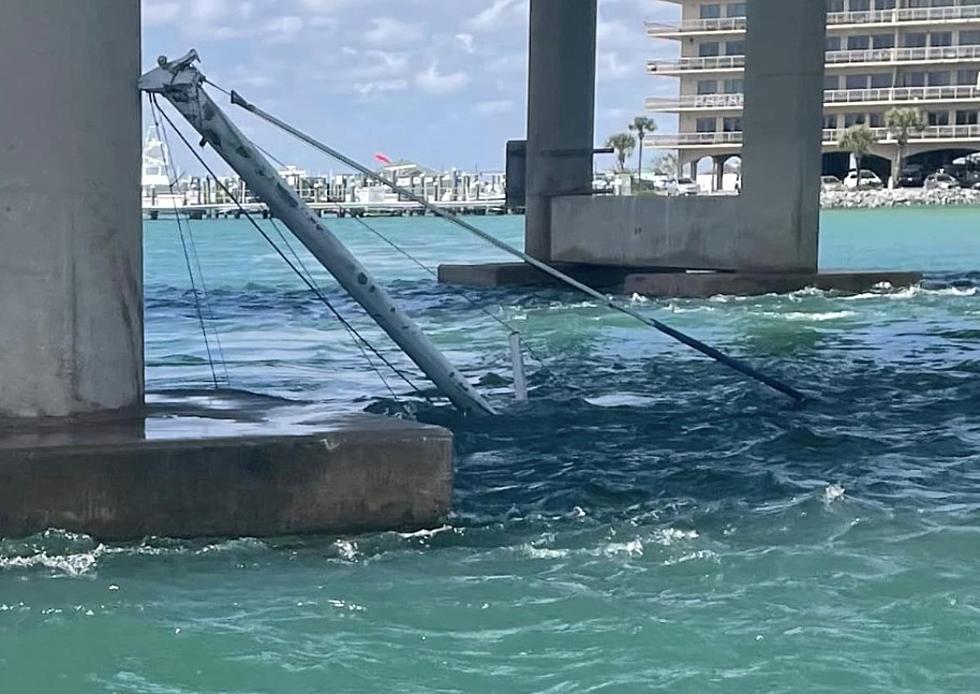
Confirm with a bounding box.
[646,0,980,188]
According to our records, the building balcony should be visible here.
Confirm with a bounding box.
[646,86,980,113]
[646,6,980,40]
[646,125,980,150]
[647,55,744,75]
[648,45,980,76]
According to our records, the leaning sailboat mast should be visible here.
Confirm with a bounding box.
[139,52,496,416]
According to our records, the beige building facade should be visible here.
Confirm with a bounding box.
[647,0,980,186]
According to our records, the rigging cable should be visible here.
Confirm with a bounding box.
[249,140,557,389]
[150,96,432,405]
[149,96,226,388]
[212,82,807,404]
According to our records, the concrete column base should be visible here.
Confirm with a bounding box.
[0,392,452,540]
[437,262,922,298]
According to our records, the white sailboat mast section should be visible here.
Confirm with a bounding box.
[139,52,496,416]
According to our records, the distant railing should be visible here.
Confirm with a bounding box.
[647,55,745,72]
[826,45,980,65]
[646,93,744,110]
[823,85,980,104]
[646,126,980,148]
[649,45,980,73]
[647,87,980,112]
[646,6,980,39]
[646,131,744,146]
[645,17,745,36]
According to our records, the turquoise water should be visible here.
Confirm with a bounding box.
[3,208,980,692]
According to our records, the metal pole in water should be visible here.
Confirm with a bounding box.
[139,52,496,416]
[509,332,528,403]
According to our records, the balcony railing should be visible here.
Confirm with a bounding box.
[646,86,980,112]
[649,45,980,73]
[646,93,744,111]
[832,5,980,27]
[824,85,980,105]
[646,6,980,37]
[826,45,980,65]
[646,126,980,148]
[646,18,745,36]
[648,55,745,73]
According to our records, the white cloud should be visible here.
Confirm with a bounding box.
[473,99,515,116]
[364,17,424,45]
[297,0,353,12]
[354,79,410,98]
[415,62,469,94]
[597,52,634,80]
[465,0,526,32]
[143,1,181,25]
[455,33,475,54]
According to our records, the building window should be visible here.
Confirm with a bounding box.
[827,0,845,13]
[825,74,840,90]
[722,117,742,132]
[900,72,926,87]
[956,110,979,125]
[725,40,745,56]
[930,32,953,48]
[846,74,870,90]
[850,0,870,11]
[928,71,951,87]
[928,111,950,126]
[826,36,842,51]
[844,113,866,127]
[697,79,719,94]
[872,34,895,50]
[961,31,980,46]
[696,117,717,133]
[958,69,980,86]
[869,113,884,127]
[726,2,747,18]
[904,33,927,49]
[847,35,870,50]
[699,42,720,57]
[700,3,721,19]
[823,114,838,130]
[875,0,896,9]
[723,78,743,93]
[870,73,893,88]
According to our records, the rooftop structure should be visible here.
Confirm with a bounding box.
[647,0,980,187]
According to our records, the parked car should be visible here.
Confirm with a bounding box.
[843,169,883,190]
[665,177,700,196]
[896,165,925,188]
[821,175,845,192]
[924,172,961,190]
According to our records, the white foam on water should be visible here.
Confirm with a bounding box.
[653,528,700,545]
[780,311,857,322]
[823,484,846,504]
[397,525,454,540]
[521,545,570,560]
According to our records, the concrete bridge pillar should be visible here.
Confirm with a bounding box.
[0,0,143,418]
[525,0,597,261]
[737,0,826,273]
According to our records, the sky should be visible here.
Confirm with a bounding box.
[142,0,680,174]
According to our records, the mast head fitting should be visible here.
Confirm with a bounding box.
[139,49,203,94]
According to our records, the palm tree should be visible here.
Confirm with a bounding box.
[606,132,637,173]
[628,116,657,175]
[885,107,926,188]
[838,124,878,189]
[653,151,679,177]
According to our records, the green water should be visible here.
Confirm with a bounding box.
[2,207,980,692]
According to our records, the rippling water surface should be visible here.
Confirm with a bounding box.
[3,208,980,692]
